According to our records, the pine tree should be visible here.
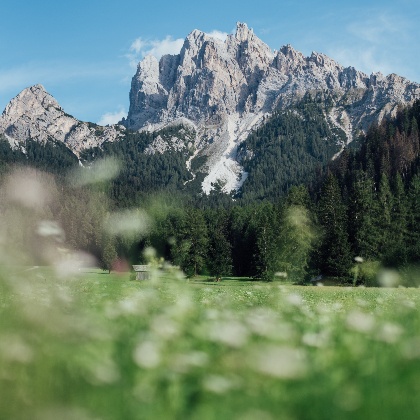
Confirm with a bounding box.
[384,174,407,266]
[407,174,420,263]
[100,236,118,273]
[377,174,393,260]
[285,185,312,208]
[172,209,209,277]
[206,210,233,278]
[229,206,257,277]
[349,171,380,260]
[253,203,280,281]
[278,204,316,283]
[317,173,352,279]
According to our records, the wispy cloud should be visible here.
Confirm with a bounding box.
[207,30,229,42]
[126,36,184,68]
[347,14,409,44]
[328,47,394,76]
[97,106,127,126]
[126,29,229,68]
[326,12,414,78]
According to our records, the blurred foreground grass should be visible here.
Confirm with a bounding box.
[1,268,420,420]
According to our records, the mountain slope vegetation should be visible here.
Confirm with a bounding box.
[2,98,420,284]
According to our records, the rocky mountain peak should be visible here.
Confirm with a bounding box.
[234,22,254,42]
[137,54,159,76]
[0,85,125,154]
[279,44,303,60]
[2,84,60,123]
[125,22,420,194]
[227,22,274,66]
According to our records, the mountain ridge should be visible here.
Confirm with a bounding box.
[1,22,420,193]
[123,22,420,192]
[0,84,125,155]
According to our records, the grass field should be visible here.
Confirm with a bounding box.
[1,267,420,419]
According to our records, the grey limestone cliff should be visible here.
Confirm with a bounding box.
[125,22,420,193]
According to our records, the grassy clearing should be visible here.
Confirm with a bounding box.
[1,267,420,419]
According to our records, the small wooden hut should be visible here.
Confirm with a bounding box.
[132,265,151,280]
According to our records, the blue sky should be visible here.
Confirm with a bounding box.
[1,0,419,124]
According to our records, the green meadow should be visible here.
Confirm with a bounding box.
[1,268,420,420]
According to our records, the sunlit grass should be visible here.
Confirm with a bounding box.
[1,268,420,419]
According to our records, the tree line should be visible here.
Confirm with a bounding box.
[2,99,420,284]
[123,99,420,283]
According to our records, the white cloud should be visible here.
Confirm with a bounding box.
[127,36,184,68]
[126,29,229,68]
[147,36,184,58]
[207,30,229,42]
[130,38,148,55]
[97,107,126,126]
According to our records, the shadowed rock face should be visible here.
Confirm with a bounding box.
[0,84,125,155]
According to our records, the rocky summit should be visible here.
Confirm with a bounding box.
[0,84,125,155]
[124,22,420,193]
[1,22,420,192]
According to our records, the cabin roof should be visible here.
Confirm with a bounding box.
[132,265,150,272]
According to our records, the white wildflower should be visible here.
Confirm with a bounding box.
[0,334,33,363]
[37,220,65,242]
[285,293,303,306]
[133,341,161,369]
[151,315,179,340]
[378,269,401,287]
[203,375,239,394]
[346,310,375,333]
[302,331,329,348]
[208,320,249,348]
[172,351,208,373]
[88,359,120,384]
[376,322,403,344]
[251,345,307,379]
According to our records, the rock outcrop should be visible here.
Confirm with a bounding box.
[0,84,125,154]
[125,22,420,193]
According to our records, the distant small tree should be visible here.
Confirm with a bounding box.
[100,236,118,273]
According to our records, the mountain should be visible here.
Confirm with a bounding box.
[1,22,420,196]
[124,22,420,193]
[0,84,125,154]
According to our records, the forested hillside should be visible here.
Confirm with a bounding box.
[1,95,344,206]
[0,136,79,176]
[238,93,344,201]
[2,99,420,284]
[315,100,420,282]
[80,125,195,206]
